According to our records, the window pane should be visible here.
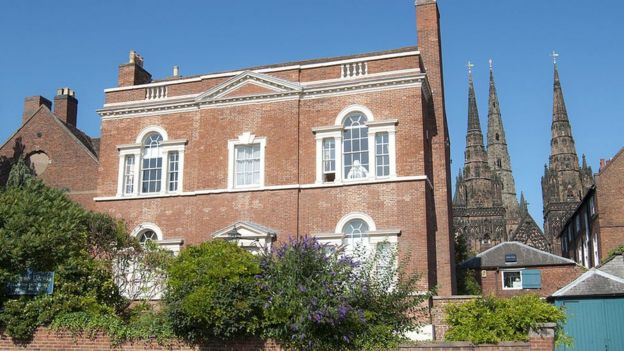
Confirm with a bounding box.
[343,113,369,180]
[235,144,261,187]
[168,151,179,192]
[343,219,370,253]
[375,132,390,177]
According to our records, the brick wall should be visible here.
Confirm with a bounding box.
[480,265,584,298]
[596,149,624,258]
[0,106,98,210]
[430,296,478,340]
[0,326,555,351]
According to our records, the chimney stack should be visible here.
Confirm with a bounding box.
[54,88,78,127]
[118,50,152,87]
[23,96,52,124]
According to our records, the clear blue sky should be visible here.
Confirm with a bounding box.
[1,1,622,227]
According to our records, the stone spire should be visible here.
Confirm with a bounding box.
[548,62,582,195]
[486,60,520,224]
[463,67,489,183]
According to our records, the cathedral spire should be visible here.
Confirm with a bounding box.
[463,62,490,182]
[549,58,579,172]
[486,60,519,220]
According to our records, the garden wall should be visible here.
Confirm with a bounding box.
[0,325,554,351]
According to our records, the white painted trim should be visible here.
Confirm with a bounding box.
[103,50,420,93]
[135,125,169,143]
[196,71,302,102]
[335,104,375,125]
[227,133,266,190]
[94,175,430,201]
[501,270,523,290]
[131,222,163,240]
[335,212,377,233]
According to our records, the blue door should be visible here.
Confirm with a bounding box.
[555,297,624,351]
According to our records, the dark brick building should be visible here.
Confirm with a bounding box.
[558,148,624,268]
[0,89,99,210]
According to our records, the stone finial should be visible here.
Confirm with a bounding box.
[129,50,144,67]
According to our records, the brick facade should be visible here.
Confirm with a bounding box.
[93,2,454,294]
[479,264,583,298]
[0,96,98,211]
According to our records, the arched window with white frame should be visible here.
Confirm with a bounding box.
[313,104,397,184]
[116,126,186,198]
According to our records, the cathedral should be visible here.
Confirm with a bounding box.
[541,61,594,253]
[453,62,546,253]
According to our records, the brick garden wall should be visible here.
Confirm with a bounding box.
[0,326,555,351]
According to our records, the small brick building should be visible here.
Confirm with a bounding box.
[558,148,624,268]
[0,89,99,210]
[461,241,583,297]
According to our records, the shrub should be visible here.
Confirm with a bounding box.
[165,240,263,342]
[258,236,428,351]
[0,173,130,340]
[445,294,567,344]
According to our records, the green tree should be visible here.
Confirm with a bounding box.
[454,232,481,295]
[0,172,129,340]
[165,240,263,343]
[5,157,34,189]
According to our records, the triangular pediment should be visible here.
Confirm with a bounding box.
[212,221,277,240]
[196,71,301,102]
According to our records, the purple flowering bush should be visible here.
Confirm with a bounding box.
[258,236,428,351]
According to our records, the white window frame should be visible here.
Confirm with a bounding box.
[501,269,523,290]
[116,126,186,197]
[313,104,397,184]
[227,132,266,189]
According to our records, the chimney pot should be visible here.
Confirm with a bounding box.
[173,65,180,77]
[118,50,151,86]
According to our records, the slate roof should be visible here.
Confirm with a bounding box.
[460,241,576,269]
[550,255,624,298]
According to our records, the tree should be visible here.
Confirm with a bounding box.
[258,236,428,351]
[454,232,481,295]
[0,171,129,340]
[165,240,263,343]
[5,157,34,189]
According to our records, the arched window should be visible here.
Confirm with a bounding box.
[141,132,164,193]
[343,218,370,253]
[117,126,186,197]
[138,230,158,245]
[343,113,369,179]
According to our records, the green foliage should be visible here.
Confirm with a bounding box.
[0,172,130,340]
[5,157,34,189]
[454,231,482,295]
[51,305,175,346]
[445,294,567,344]
[602,244,624,264]
[258,237,428,351]
[165,240,263,342]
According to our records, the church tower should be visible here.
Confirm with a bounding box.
[541,57,594,251]
[453,65,506,252]
[486,61,521,234]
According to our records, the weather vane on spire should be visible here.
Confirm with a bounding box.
[550,50,559,65]
[467,61,474,75]
[488,59,493,71]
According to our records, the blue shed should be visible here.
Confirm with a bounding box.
[550,255,624,351]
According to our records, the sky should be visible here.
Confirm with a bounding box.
[0,1,622,226]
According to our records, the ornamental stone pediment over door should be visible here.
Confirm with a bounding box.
[195,71,302,103]
[212,221,277,254]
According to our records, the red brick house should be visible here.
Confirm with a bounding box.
[0,89,99,210]
[461,241,583,297]
[558,147,624,268]
[90,0,455,294]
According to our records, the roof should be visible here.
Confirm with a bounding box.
[597,147,624,176]
[599,255,624,279]
[1,105,98,161]
[153,46,419,83]
[460,241,576,269]
[550,255,624,298]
